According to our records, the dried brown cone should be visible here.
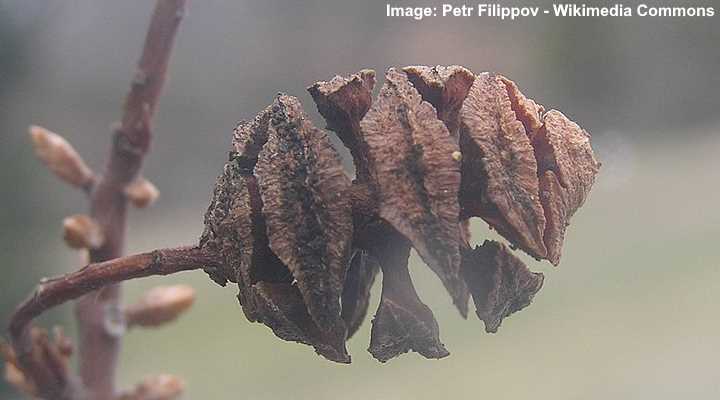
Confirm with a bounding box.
[200,65,600,364]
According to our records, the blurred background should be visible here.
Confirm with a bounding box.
[1,0,719,398]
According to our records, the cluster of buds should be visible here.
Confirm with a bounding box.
[28,125,160,251]
[1,282,193,400]
[1,281,194,399]
[6,127,190,398]
[200,65,600,363]
[0,327,75,399]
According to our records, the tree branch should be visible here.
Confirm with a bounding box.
[7,246,219,398]
[74,1,186,398]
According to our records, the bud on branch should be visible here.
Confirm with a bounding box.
[116,374,184,400]
[1,327,79,400]
[29,125,95,190]
[1,343,37,398]
[124,177,160,208]
[125,285,196,328]
[62,214,104,250]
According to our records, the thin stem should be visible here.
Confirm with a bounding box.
[75,1,186,398]
[8,246,219,396]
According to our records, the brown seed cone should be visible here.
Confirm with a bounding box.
[200,65,600,364]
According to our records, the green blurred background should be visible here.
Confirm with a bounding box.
[1,0,719,398]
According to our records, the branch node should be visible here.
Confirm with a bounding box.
[151,249,164,269]
[132,70,149,87]
[113,129,145,157]
[102,304,127,338]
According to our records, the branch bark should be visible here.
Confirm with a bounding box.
[73,1,185,398]
[8,247,219,399]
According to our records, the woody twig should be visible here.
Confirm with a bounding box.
[4,1,188,398]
